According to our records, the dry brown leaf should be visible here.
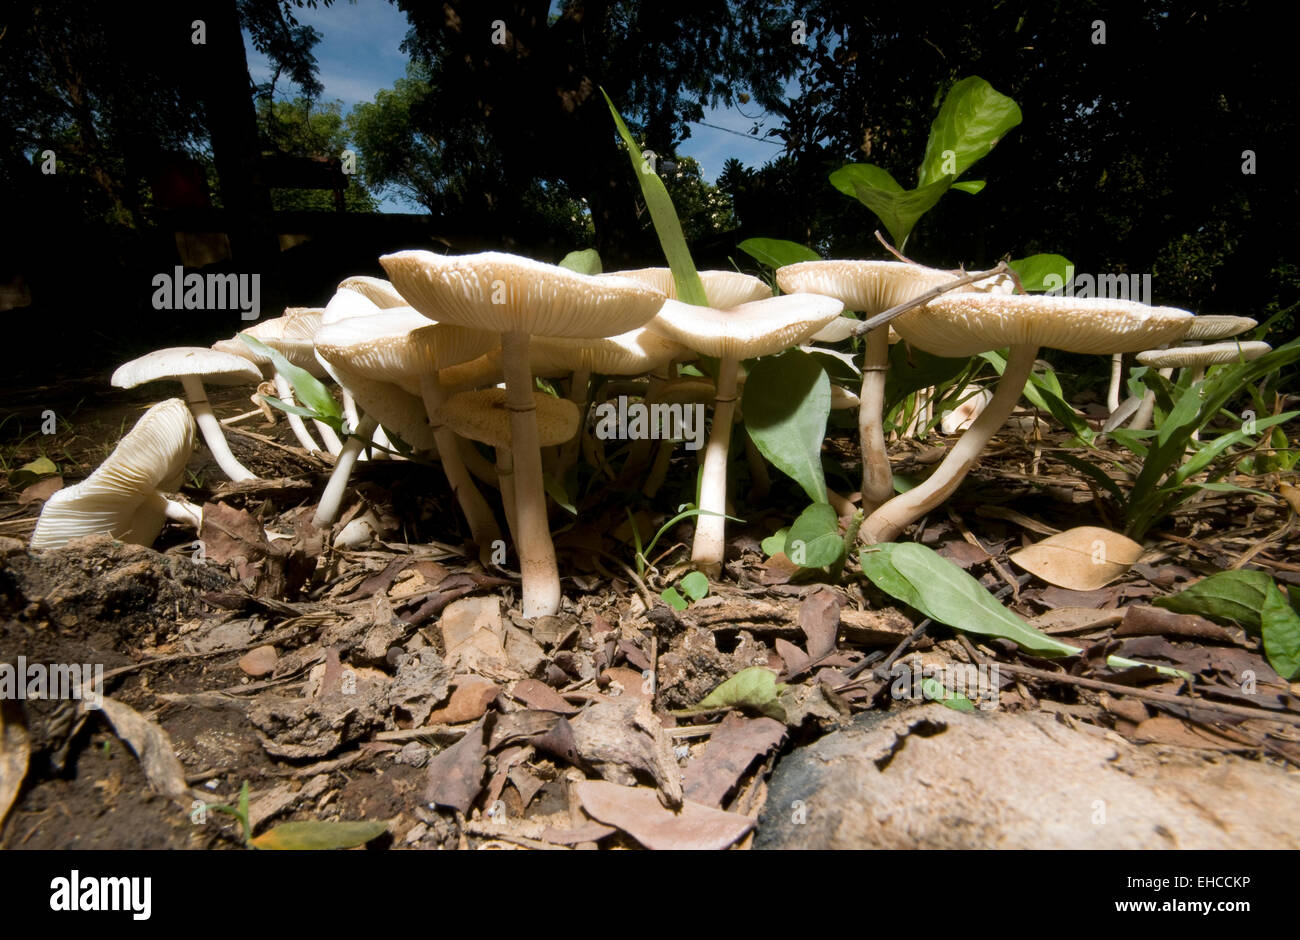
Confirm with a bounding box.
[425,715,488,813]
[574,779,755,850]
[18,475,63,504]
[0,699,29,828]
[511,679,579,715]
[1009,525,1143,591]
[683,713,787,808]
[1281,482,1300,515]
[798,590,839,660]
[94,696,189,800]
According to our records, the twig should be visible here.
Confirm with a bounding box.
[851,262,1011,336]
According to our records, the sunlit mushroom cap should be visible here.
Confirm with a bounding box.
[609,268,772,309]
[894,293,1194,358]
[380,250,666,338]
[776,259,957,316]
[338,275,408,309]
[112,347,262,388]
[328,364,435,451]
[322,287,385,325]
[314,308,496,396]
[434,388,580,449]
[31,398,195,550]
[214,309,323,375]
[1182,315,1258,341]
[441,350,505,393]
[648,293,844,360]
[1137,340,1271,368]
[528,327,690,377]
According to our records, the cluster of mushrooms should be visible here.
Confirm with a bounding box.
[34,249,1262,618]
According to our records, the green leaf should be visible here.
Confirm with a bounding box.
[950,180,986,195]
[917,76,1023,188]
[694,667,787,721]
[602,89,707,306]
[1008,254,1073,293]
[10,456,58,487]
[558,249,602,275]
[679,570,710,602]
[737,238,820,270]
[660,588,688,611]
[829,163,951,248]
[251,820,389,851]
[884,343,971,412]
[761,527,790,557]
[921,677,976,711]
[742,349,830,503]
[784,502,843,568]
[1262,585,1300,680]
[240,334,342,421]
[542,472,577,515]
[1152,569,1274,632]
[860,542,1082,656]
[260,394,326,421]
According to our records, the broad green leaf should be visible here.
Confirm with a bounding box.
[950,180,985,195]
[602,89,707,306]
[742,349,830,503]
[1009,254,1073,293]
[1152,569,1274,632]
[251,819,389,851]
[1173,411,1298,485]
[660,588,689,611]
[542,472,576,515]
[921,677,976,711]
[558,249,602,275]
[761,527,790,557]
[738,237,820,270]
[260,394,326,421]
[680,570,710,601]
[1261,585,1300,680]
[10,456,58,487]
[860,542,1080,657]
[240,334,342,421]
[694,667,787,720]
[784,501,843,568]
[918,76,1023,188]
[884,344,971,413]
[829,164,951,248]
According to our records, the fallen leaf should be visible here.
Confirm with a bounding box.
[1115,606,1237,642]
[798,590,840,660]
[683,713,786,808]
[425,715,488,813]
[251,819,390,850]
[95,696,189,800]
[426,676,499,725]
[0,700,29,828]
[774,638,810,677]
[575,780,754,850]
[1280,482,1300,515]
[511,679,579,714]
[1010,526,1143,591]
[18,475,62,504]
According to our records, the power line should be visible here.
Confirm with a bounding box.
[690,119,784,145]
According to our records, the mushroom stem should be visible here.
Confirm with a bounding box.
[313,418,344,456]
[272,373,324,453]
[692,356,740,576]
[495,446,518,539]
[313,415,378,527]
[419,373,502,560]
[554,365,591,479]
[1129,367,1174,431]
[501,330,562,618]
[458,436,501,488]
[1107,353,1123,413]
[862,344,1038,544]
[859,326,893,513]
[179,374,257,482]
[642,438,674,499]
[342,388,361,430]
[164,497,203,529]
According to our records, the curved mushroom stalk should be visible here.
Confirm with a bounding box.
[693,357,740,576]
[164,497,203,529]
[180,375,256,482]
[313,415,378,528]
[858,326,893,513]
[862,345,1038,545]
[1107,353,1124,413]
[271,373,324,453]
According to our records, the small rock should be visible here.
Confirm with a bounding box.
[238,645,278,677]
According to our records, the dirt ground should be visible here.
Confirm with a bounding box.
[1,378,1298,850]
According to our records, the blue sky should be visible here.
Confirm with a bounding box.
[243,0,788,212]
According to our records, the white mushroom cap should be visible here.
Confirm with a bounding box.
[379,250,667,338]
[894,293,1195,358]
[323,287,386,325]
[338,275,408,309]
[1182,315,1258,341]
[648,293,845,360]
[112,347,262,388]
[31,398,195,550]
[214,309,323,375]
[609,268,772,309]
[434,389,580,448]
[314,308,496,396]
[776,259,957,316]
[809,316,860,342]
[528,327,690,377]
[1137,340,1271,368]
[327,364,436,451]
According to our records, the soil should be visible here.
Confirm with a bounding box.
[1,378,1298,850]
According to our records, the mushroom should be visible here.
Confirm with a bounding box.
[434,389,581,539]
[313,307,500,548]
[861,293,1194,544]
[337,275,409,309]
[111,347,263,482]
[646,293,845,575]
[1137,339,1271,442]
[380,250,665,617]
[775,260,960,513]
[31,398,201,549]
[1125,316,1259,430]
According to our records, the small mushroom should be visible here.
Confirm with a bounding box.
[1120,315,1257,426]
[32,398,201,549]
[111,347,262,482]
